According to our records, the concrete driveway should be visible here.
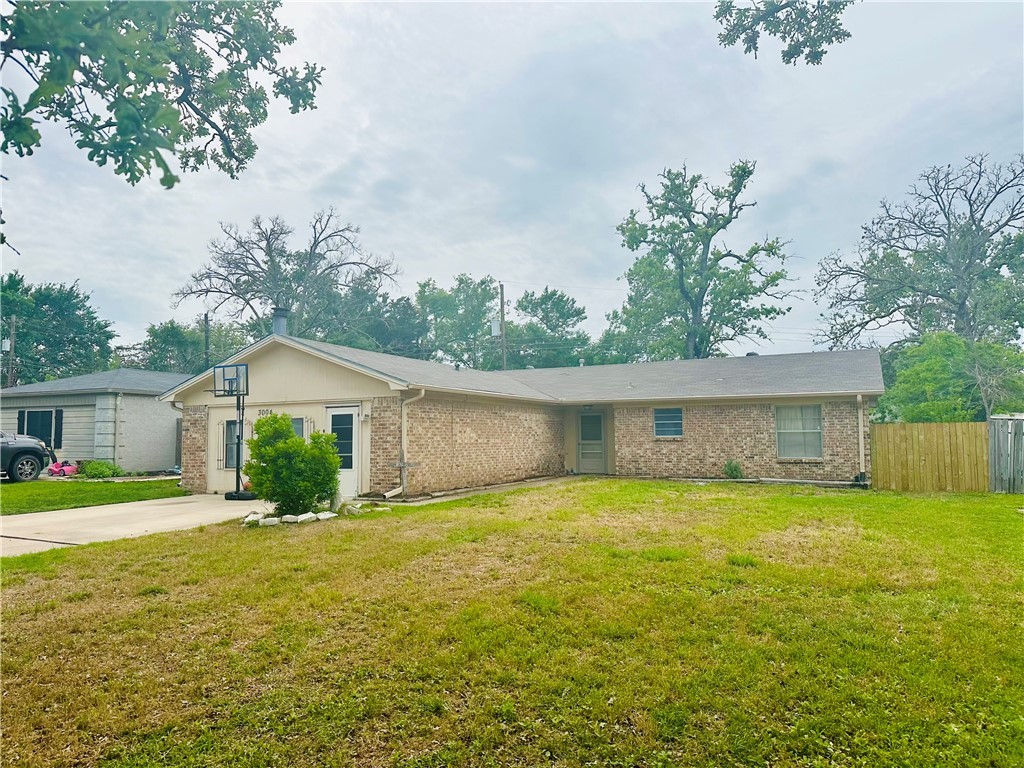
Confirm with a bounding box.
[1,495,269,557]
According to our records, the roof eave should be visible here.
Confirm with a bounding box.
[559,388,886,405]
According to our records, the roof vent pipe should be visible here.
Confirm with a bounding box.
[271,307,290,336]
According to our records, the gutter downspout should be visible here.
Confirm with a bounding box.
[857,394,866,484]
[384,388,426,499]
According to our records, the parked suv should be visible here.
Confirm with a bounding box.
[1,431,56,482]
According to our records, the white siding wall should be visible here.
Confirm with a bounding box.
[0,395,98,462]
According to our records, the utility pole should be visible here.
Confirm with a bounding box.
[499,282,507,370]
[5,314,16,388]
[204,312,211,369]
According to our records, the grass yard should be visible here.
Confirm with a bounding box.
[2,479,1021,767]
[0,478,188,516]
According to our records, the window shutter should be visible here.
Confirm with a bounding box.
[54,409,64,449]
[17,410,25,433]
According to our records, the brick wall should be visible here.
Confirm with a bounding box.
[181,405,208,493]
[369,396,402,493]
[403,397,564,494]
[614,400,871,483]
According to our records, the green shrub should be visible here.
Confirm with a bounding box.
[80,460,126,479]
[244,414,340,516]
[723,460,744,480]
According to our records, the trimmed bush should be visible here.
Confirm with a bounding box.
[244,414,340,516]
[723,460,744,480]
[80,460,126,479]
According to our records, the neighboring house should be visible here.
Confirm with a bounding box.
[1,369,190,472]
[160,329,884,497]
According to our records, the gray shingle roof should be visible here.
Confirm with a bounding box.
[496,349,885,401]
[286,337,883,403]
[2,369,190,397]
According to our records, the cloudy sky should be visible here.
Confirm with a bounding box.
[4,1,1022,355]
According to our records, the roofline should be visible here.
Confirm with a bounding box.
[2,386,178,398]
[406,383,557,404]
[159,335,885,404]
[159,334,410,401]
[557,388,885,405]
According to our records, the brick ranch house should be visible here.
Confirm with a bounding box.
[159,333,883,498]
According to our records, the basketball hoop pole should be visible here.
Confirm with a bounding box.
[225,390,256,501]
[233,392,244,494]
[215,362,256,502]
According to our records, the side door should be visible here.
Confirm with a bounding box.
[326,406,360,498]
[578,412,606,474]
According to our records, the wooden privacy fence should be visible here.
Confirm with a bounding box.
[871,422,989,492]
[989,417,1024,494]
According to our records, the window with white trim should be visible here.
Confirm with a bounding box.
[224,420,241,469]
[291,417,304,439]
[654,408,683,437]
[776,405,823,459]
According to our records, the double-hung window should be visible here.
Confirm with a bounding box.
[776,405,823,459]
[291,417,305,439]
[653,408,683,437]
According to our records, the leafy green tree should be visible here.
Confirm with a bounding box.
[596,254,693,363]
[715,0,855,65]
[878,333,1024,422]
[509,288,591,369]
[244,413,340,516]
[321,273,427,359]
[1,271,114,385]
[614,161,791,360]
[175,209,396,338]
[415,274,503,369]
[818,155,1024,347]
[113,317,248,374]
[1,1,322,189]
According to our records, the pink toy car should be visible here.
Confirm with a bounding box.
[48,460,79,477]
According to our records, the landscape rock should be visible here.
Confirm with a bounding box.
[281,515,300,524]
[316,512,338,521]
[297,512,317,523]
[243,513,262,525]
[343,505,363,515]
[258,517,280,526]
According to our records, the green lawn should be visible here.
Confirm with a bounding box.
[2,479,1021,767]
[1,478,188,515]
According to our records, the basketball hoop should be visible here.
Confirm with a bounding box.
[213,364,255,501]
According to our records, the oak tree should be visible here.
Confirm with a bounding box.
[614,161,791,360]
[175,209,396,339]
[817,155,1024,347]
[1,1,322,188]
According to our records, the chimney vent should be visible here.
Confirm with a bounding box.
[272,307,290,336]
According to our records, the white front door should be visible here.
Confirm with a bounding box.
[327,407,360,498]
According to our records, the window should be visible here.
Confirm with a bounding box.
[17,408,63,449]
[331,413,354,470]
[776,405,823,459]
[291,417,304,439]
[654,408,683,437]
[224,420,240,469]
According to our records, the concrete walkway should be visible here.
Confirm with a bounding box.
[0,476,578,558]
[1,495,267,557]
